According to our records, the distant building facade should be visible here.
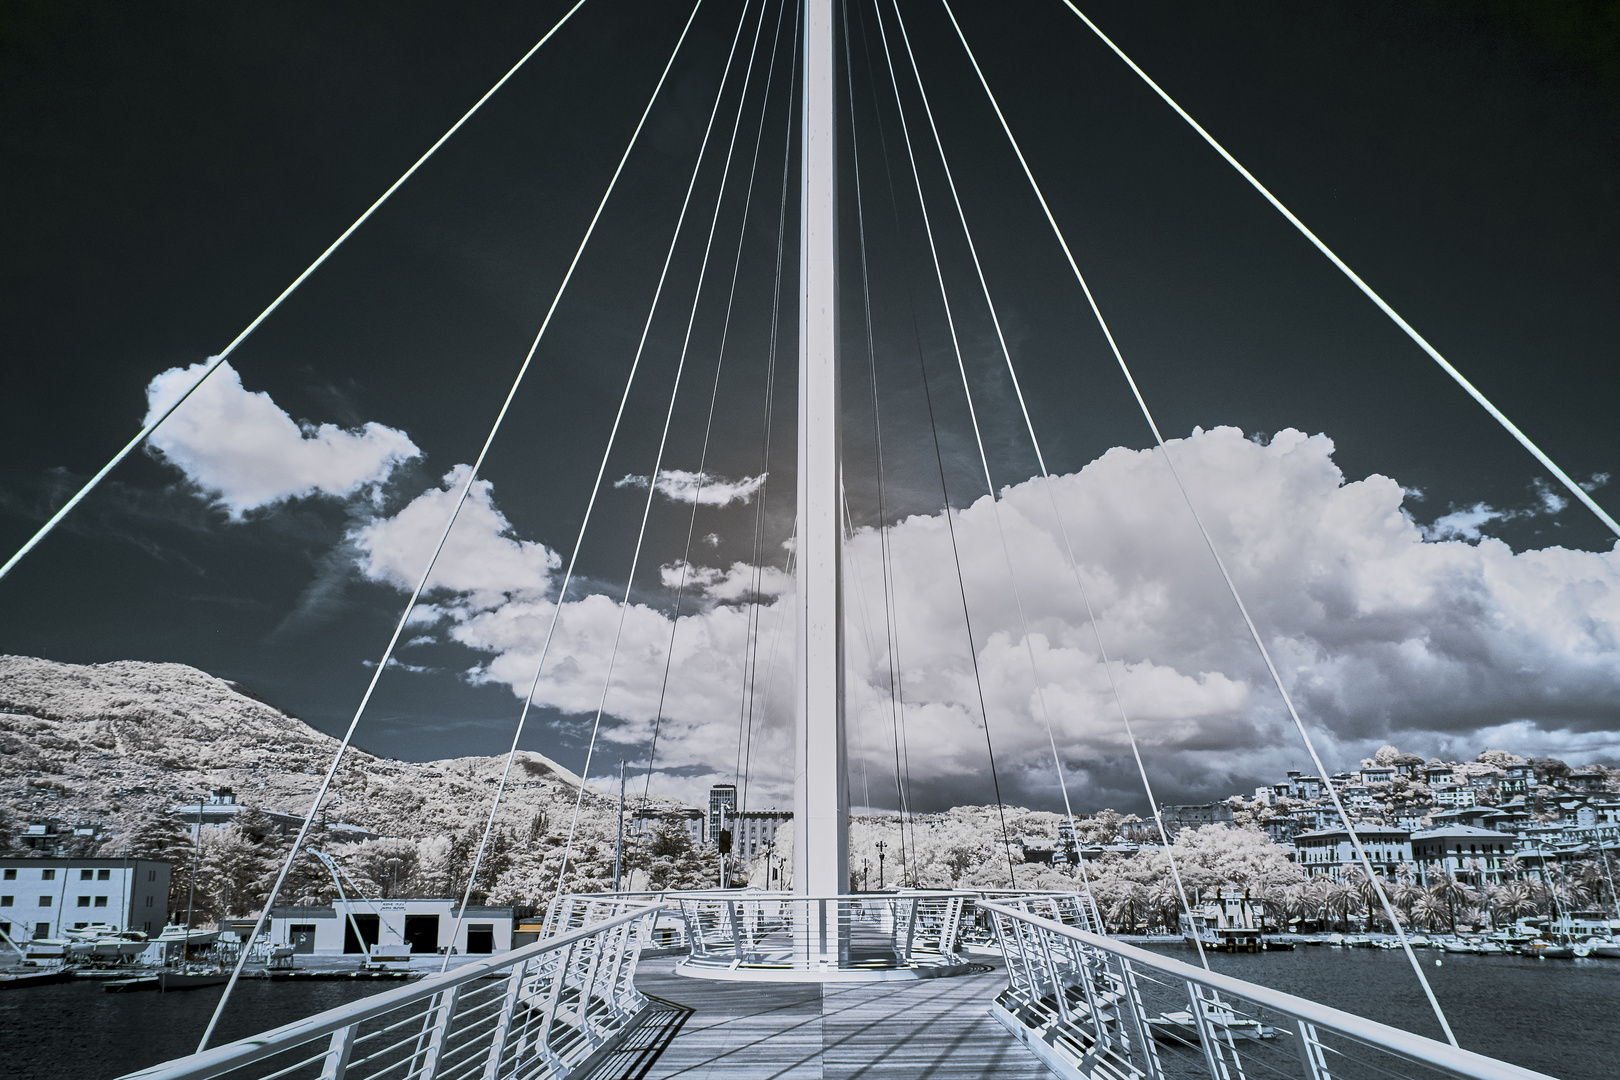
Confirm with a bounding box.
[267,899,512,956]
[1410,825,1513,885]
[1293,828,1411,881]
[0,857,171,940]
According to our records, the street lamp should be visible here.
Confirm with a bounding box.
[876,840,886,891]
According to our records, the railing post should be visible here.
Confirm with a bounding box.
[1294,1019,1334,1080]
[727,899,745,964]
[415,985,462,1080]
[1118,958,1166,1080]
[317,1024,355,1080]
[480,958,528,1080]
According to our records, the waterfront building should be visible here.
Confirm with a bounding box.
[1410,825,1514,884]
[0,856,171,940]
[266,898,513,956]
[1292,827,1411,880]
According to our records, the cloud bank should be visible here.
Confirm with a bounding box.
[354,426,1620,811]
[144,360,419,518]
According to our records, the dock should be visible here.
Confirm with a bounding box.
[590,958,1051,1080]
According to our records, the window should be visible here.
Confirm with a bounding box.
[0,896,11,907]
[148,870,156,882]
[34,923,49,939]
[80,869,93,880]
[2,869,12,880]
[41,869,55,881]
[145,896,154,908]
[77,896,90,908]
[74,921,88,929]
[94,897,107,908]
[98,869,110,881]
[38,896,51,907]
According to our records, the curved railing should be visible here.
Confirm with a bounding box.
[981,896,1559,1080]
[119,902,664,1080]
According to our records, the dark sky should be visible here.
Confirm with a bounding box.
[2,0,1616,811]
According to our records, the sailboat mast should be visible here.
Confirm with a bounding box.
[792,0,848,897]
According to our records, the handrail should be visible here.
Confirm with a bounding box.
[980,899,1557,1080]
[119,902,663,1080]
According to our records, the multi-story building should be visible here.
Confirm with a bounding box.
[707,784,738,840]
[0,857,171,940]
[1292,828,1411,880]
[1410,825,1515,885]
[1500,764,1534,795]
[1565,770,1608,793]
[1359,766,1395,787]
[1430,784,1477,808]
[1158,802,1234,836]
[727,809,791,863]
[1424,765,1455,786]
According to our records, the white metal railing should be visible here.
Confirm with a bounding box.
[981,897,1561,1080]
[669,890,972,975]
[118,902,663,1080]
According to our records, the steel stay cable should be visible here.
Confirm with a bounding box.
[1050,1,1616,542]
[888,0,1211,974]
[0,0,594,586]
[843,0,917,882]
[709,0,792,817]
[738,7,801,818]
[883,0,1093,889]
[413,0,722,963]
[938,0,1456,1044]
[869,0,1020,888]
[195,1,703,1047]
[555,0,769,895]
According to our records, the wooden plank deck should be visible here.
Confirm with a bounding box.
[588,957,1054,1080]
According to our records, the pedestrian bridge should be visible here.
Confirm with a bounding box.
[120,893,1554,1080]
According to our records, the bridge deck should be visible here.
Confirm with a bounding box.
[589,957,1051,1080]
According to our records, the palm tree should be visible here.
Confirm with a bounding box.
[1412,893,1449,933]
[1429,875,1477,936]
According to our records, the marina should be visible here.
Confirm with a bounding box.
[4,937,1618,1080]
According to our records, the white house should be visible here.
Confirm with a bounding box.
[267,899,513,956]
[1410,825,1515,885]
[0,857,171,941]
[1292,828,1412,880]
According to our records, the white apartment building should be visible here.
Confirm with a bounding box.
[1292,828,1412,880]
[0,857,171,941]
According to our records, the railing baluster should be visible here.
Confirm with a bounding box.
[1189,981,1232,1080]
[415,986,463,1080]
[317,1024,355,1080]
[480,958,528,1080]
[1295,1019,1334,1080]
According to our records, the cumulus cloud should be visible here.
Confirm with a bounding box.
[615,469,766,506]
[355,425,1620,813]
[144,359,419,518]
[350,466,559,611]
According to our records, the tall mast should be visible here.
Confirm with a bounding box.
[792,0,848,896]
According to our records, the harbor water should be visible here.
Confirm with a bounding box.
[1144,941,1619,1079]
[1,946,1615,1079]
